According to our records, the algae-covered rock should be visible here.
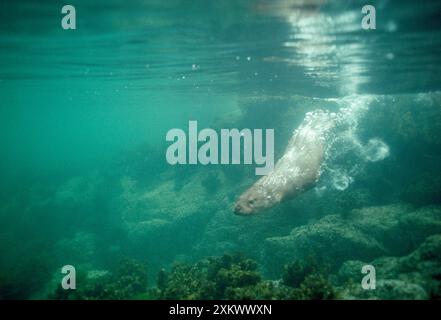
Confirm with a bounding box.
[264,204,441,276]
[341,279,429,300]
[336,234,441,299]
[49,258,148,300]
[399,207,441,249]
[351,204,441,254]
[154,252,340,300]
[264,215,386,275]
[117,170,237,274]
[156,253,262,300]
[53,232,97,268]
[401,173,441,206]
[350,204,414,255]
[282,257,319,288]
[355,93,441,208]
[359,93,441,151]
[297,273,338,300]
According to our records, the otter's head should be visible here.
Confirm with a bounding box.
[233,186,279,215]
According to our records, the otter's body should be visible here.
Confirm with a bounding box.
[234,110,334,215]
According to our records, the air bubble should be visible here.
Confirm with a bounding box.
[332,172,353,191]
[364,139,390,162]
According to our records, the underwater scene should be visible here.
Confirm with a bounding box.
[1,0,441,300]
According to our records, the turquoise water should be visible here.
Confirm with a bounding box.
[1,0,441,299]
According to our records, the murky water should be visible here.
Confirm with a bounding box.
[1,0,441,300]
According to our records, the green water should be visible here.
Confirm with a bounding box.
[1,0,441,300]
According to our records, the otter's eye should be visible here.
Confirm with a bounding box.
[248,199,255,205]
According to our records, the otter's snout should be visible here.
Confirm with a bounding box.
[233,201,254,215]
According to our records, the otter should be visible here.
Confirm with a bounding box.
[234,110,336,215]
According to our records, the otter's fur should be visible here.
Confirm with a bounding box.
[234,110,334,215]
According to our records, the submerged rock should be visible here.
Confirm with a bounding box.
[336,234,441,299]
[359,93,441,152]
[342,280,429,300]
[53,232,97,268]
[400,173,441,206]
[263,204,441,275]
[117,170,239,276]
[264,215,386,275]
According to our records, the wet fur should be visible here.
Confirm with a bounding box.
[234,111,329,215]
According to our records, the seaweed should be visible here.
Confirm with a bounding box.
[282,257,318,288]
[48,253,339,300]
[295,274,337,300]
[49,258,147,300]
[155,253,261,299]
[154,253,338,300]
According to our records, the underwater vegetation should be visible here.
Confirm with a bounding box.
[46,253,337,300]
[154,253,261,300]
[336,234,441,299]
[153,253,337,300]
[49,258,148,300]
[282,257,321,288]
[0,255,53,300]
